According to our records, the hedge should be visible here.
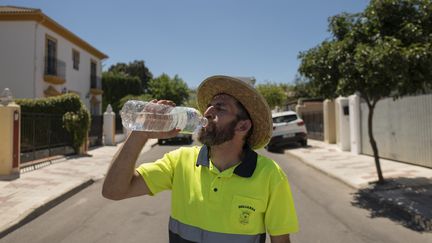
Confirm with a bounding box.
[102,72,142,113]
[16,93,91,153]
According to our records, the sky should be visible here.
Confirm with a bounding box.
[1,0,369,89]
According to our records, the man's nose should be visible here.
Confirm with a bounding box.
[204,106,215,120]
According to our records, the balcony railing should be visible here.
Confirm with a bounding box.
[90,75,102,90]
[44,57,66,79]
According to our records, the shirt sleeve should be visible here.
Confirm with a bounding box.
[135,150,177,195]
[265,172,299,235]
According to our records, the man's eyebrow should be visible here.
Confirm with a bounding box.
[208,101,226,107]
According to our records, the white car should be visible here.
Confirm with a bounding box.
[267,111,308,150]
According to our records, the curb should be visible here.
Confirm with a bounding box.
[0,179,94,239]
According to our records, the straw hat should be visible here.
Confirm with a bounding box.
[196,75,272,149]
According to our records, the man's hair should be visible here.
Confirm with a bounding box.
[233,99,253,141]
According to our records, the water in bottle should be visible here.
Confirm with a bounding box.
[120,100,208,134]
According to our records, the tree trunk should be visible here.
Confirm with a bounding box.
[366,100,385,183]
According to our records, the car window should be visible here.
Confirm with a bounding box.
[272,114,298,123]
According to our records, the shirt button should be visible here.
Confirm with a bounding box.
[213,188,218,192]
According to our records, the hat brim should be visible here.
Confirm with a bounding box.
[196,75,272,149]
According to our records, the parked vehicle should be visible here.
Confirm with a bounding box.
[267,111,308,150]
[158,133,193,145]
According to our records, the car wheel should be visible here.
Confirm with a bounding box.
[300,139,307,147]
[266,145,276,152]
[158,139,164,145]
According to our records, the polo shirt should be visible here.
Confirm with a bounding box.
[136,145,299,243]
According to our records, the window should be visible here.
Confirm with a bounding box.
[45,36,57,75]
[90,61,97,88]
[72,49,80,70]
[273,115,298,124]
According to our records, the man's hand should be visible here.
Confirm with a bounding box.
[137,99,181,139]
[102,99,179,200]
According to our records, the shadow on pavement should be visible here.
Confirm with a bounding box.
[351,177,432,232]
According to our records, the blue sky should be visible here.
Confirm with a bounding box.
[2,0,369,88]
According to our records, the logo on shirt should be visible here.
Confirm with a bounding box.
[238,205,255,225]
[239,211,251,225]
[238,205,256,211]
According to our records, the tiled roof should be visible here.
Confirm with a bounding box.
[0,6,40,13]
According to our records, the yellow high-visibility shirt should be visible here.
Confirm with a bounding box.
[136,145,299,242]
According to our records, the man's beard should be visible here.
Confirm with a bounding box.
[198,119,238,146]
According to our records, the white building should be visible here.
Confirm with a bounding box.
[0,6,108,115]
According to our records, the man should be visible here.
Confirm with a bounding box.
[102,75,299,243]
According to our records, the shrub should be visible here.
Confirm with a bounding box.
[63,106,91,152]
[102,72,142,113]
[16,93,91,153]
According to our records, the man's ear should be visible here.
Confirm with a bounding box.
[236,120,252,133]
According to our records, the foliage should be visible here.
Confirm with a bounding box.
[63,105,91,153]
[148,73,190,105]
[292,75,318,99]
[16,93,82,114]
[102,72,142,113]
[108,60,153,92]
[256,82,287,110]
[16,94,91,153]
[297,0,432,183]
[183,88,198,109]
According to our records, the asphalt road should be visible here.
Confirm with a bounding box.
[1,142,431,243]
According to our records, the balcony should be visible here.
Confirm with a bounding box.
[90,75,103,95]
[44,57,66,85]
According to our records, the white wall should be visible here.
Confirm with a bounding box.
[360,94,432,168]
[336,97,351,151]
[0,20,103,114]
[0,21,36,98]
[35,24,103,112]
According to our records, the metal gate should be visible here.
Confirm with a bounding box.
[301,111,324,141]
[89,115,103,147]
[20,113,73,162]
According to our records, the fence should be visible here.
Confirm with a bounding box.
[20,113,73,163]
[360,93,432,168]
[89,115,103,147]
[301,111,324,141]
[115,114,123,134]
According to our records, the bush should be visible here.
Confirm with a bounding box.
[63,107,90,152]
[16,93,82,114]
[102,72,143,113]
[16,93,91,153]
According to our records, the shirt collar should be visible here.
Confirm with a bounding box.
[196,145,257,178]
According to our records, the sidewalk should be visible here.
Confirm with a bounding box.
[285,139,432,232]
[0,139,158,238]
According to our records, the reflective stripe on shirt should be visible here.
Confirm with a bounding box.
[169,217,266,243]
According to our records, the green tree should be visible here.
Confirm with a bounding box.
[108,60,153,92]
[298,0,432,183]
[148,73,190,105]
[256,82,287,110]
[102,72,142,113]
[183,88,198,109]
[292,75,317,99]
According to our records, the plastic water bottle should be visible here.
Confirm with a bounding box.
[120,100,208,134]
